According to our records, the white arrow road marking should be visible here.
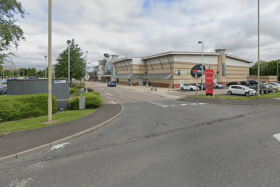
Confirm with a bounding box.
[273,134,280,142]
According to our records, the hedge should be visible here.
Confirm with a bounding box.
[0,94,57,122]
[68,92,103,110]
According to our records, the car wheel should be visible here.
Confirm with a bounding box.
[245,92,249,97]
[190,88,193,91]
[227,91,232,95]
[181,87,184,90]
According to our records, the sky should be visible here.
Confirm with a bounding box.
[4,0,280,70]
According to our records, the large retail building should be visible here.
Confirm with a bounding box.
[111,49,253,88]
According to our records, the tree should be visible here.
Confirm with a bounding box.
[0,0,26,64]
[54,39,86,81]
[249,60,280,81]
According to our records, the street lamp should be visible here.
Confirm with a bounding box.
[198,41,204,94]
[67,40,71,82]
[257,0,260,97]
[44,56,47,78]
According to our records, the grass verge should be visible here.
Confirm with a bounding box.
[0,109,96,133]
[188,92,280,101]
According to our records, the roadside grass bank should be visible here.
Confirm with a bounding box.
[188,92,280,101]
[0,109,96,133]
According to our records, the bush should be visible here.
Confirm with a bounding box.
[68,92,103,110]
[87,87,94,92]
[0,94,57,122]
[70,87,77,94]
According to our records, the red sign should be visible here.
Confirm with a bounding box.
[205,69,214,96]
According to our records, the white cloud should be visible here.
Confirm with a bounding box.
[5,0,280,70]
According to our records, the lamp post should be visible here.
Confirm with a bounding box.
[198,41,204,94]
[47,0,53,122]
[44,56,47,78]
[257,0,260,98]
[67,40,71,82]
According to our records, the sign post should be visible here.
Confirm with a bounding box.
[205,69,214,96]
[193,70,198,98]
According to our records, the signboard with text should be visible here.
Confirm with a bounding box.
[205,69,214,96]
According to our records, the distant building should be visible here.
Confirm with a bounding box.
[111,49,253,88]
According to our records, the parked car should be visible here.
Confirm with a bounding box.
[213,83,224,89]
[226,82,241,88]
[248,80,258,85]
[227,85,256,96]
[181,84,199,91]
[249,84,273,94]
[197,83,205,90]
[107,82,116,87]
[264,83,280,92]
[269,83,280,88]
[240,81,250,86]
[29,77,37,79]
[0,86,7,95]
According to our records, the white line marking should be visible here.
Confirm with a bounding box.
[171,105,175,106]
[190,103,198,105]
[273,134,280,142]
[198,103,206,105]
[162,105,169,107]
[180,104,188,106]
[50,142,69,151]
[105,93,113,96]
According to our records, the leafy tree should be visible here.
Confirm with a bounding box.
[0,0,26,64]
[54,39,86,81]
[250,60,280,80]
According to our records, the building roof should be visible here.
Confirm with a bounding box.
[226,54,254,63]
[142,51,219,60]
[112,57,133,64]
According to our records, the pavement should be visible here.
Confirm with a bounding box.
[0,98,123,163]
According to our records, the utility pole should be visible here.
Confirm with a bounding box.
[257,0,260,98]
[48,0,52,122]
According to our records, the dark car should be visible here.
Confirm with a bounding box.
[248,80,258,85]
[249,83,273,94]
[29,77,37,79]
[107,82,116,87]
[197,83,205,90]
[226,82,241,88]
[240,81,250,86]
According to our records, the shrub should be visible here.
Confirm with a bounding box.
[70,87,77,94]
[0,94,57,122]
[87,87,94,92]
[68,92,103,110]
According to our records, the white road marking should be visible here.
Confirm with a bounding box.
[273,134,280,142]
[9,178,34,187]
[180,104,188,106]
[105,93,113,96]
[171,105,175,106]
[163,105,169,107]
[190,103,198,105]
[50,142,69,151]
[198,103,206,105]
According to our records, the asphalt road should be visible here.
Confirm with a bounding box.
[1,82,280,187]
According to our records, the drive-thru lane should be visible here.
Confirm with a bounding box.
[1,82,280,187]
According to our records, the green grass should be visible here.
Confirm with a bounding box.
[188,92,280,101]
[0,109,96,133]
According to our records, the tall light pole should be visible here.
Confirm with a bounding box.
[257,0,260,97]
[47,0,53,122]
[44,56,47,78]
[198,41,204,94]
[67,40,71,82]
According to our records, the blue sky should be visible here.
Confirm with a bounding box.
[4,0,280,69]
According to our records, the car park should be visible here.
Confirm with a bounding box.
[249,83,273,94]
[107,82,116,87]
[213,83,224,89]
[181,84,199,91]
[227,85,256,96]
[226,82,241,88]
[269,83,280,88]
